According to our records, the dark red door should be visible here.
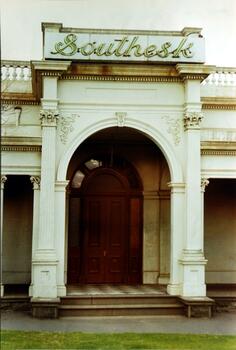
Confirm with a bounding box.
[82,195,126,283]
[68,166,143,285]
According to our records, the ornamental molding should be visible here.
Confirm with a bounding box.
[40,109,59,127]
[201,149,236,156]
[183,112,203,130]
[30,176,41,190]
[1,145,41,152]
[60,75,182,83]
[59,114,79,144]
[202,103,236,110]
[201,178,209,192]
[162,116,181,145]
[1,98,40,106]
[116,112,127,127]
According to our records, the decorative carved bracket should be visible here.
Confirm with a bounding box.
[201,177,209,192]
[30,176,41,190]
[1,175,7,190]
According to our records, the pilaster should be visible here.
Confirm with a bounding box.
[158,190,170,285]
[29,176,41,297]
[167,182,185,295]
[1,175,7,297]
[55,180,69,297]
[180,77,207,297]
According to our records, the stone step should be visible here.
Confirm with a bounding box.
[61,295,179,306]
[59,303,184,317]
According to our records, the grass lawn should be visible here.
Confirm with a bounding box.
[1,331,236,350]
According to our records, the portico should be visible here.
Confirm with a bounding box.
[1,24,236,317]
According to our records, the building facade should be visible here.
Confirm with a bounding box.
[1,24,236,315]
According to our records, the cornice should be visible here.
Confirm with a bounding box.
[1,93,39,105]
[42,22,202,37]
[201,141,236,155]
[1,137,42,152]
[176,64,216,82]
[1,136,42,146]
[201,141,236,150]
[201,97,236,110]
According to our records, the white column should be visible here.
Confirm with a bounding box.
[1,175,7,297]
[180,108,207,297]
[167,182,185,295]
[31,109,59,300]
[55,180,69,297]
[29,176,40,297]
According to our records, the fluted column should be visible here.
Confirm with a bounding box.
[29,176,40,297]
[31,110,59,299]
[167,182,185,295]
[1,175,7,297]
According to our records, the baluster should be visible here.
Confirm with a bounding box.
[12,66,18,80]
[19,66,25,80]
[211,73,217,85]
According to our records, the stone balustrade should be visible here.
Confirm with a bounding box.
[1,61,31,81]
[201,68,236,86]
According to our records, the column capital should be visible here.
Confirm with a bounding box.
[40,109,59,127]
[183,112,203,131]
[1,175,7,189]
[201,177,209,192]
[30,176,41,190]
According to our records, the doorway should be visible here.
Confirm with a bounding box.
[68,155,143,284]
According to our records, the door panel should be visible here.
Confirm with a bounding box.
[106,197,126,283]
[84,198,105,283]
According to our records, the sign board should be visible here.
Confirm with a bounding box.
[43,24,205,63]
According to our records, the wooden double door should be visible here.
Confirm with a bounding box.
[68,167,142,284]
[82,194,127,283]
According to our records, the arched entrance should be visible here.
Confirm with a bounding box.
[67,150,143,284]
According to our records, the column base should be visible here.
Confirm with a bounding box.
[180,250,207,297]
[167,283,181,295]
[32,260,58,299]
[57,285,67,297]
[31,298,60,319]
[158,274,170,285]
